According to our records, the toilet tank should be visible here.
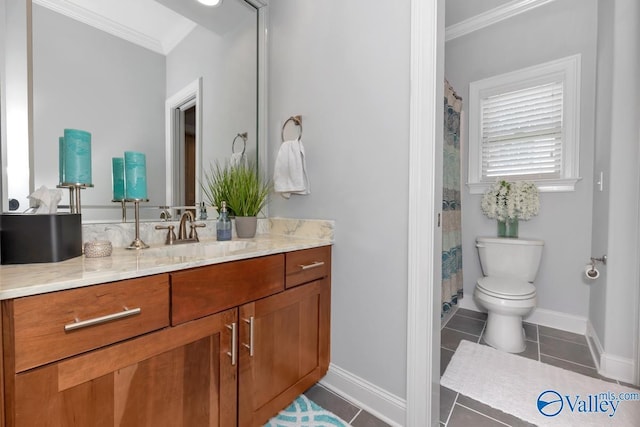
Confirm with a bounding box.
[476,237,544,282]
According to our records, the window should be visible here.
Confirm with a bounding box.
[467,55,581,193]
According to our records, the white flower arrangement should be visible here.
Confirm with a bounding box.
[481,180,539,222]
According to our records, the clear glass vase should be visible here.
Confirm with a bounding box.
[497,218,519,238]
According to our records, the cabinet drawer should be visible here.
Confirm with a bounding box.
[285,246,331,288]
[171,254,285,325]
[7,275,170,373]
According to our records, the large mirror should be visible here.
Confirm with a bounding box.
[2,0,265,222]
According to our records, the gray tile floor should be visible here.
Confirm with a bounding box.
[303,307,639,427]
[440,307,638,427]
[304,383,392,426]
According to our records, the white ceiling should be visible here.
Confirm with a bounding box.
[32,0,255,55]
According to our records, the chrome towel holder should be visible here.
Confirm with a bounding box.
[232,132,248,156]
[281,115,302,142]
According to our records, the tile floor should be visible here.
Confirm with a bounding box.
[303,383,392,426]
[440,307,639,427]
[304,306,639,427]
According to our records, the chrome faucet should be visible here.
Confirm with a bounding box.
[156,210,206,245]
[178,211,195,240]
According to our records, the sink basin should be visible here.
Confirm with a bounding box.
[143,240,257,258]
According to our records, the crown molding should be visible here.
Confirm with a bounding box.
[245,0,268,8]
[445,0,556,42]
[33,0,166,54]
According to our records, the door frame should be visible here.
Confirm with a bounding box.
[165,77,203,207]
[406,0,444,425]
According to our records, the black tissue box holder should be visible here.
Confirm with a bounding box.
[1,213,82,264]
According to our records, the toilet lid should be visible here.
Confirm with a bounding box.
[477,277,536,300]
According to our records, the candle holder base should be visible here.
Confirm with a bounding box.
[57,183,93,214]
[112,199,127,222]
[124,199,149,250]
[126,238,149,250]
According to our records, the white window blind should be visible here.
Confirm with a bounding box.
[481,81,564,180]
[467,54,581,193]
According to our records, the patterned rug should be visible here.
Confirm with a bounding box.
[265,394,352,427]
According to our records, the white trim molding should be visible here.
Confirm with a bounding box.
[407,0,443,425]
[445,0,557,42]
[459,298,588,335]
[525,307,587,336]
[33,0,196,55]
[587,322,636,384]
[321,364,406,427]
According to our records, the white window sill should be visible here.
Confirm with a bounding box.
[466,177,582,194]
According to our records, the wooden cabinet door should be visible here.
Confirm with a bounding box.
[238,279,330,426]
[6,309,238,427]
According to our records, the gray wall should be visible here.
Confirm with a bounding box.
[32,5,166,220]
[590,0,640,361]
[166,14,257,173]
[267,0,412,398]
[445,0,598,319]
[32,4,257,221]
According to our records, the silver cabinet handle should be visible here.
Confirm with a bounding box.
[226,322,237,366]
[242,316,254,357]
[299,261,325,270]
[64,307,141,332]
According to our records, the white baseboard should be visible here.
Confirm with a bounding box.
[458,297,482,312]
[525,307,587,335]
[586,321,604,371]
[459,297,587,335]
[320,363,406,427]
[587,321,635,384]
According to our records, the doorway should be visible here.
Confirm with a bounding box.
[165,78,202,211]
[183,106,196,209]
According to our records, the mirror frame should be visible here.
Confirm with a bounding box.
[1,0,269,219]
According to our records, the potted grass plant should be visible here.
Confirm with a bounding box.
[202,161,271,238]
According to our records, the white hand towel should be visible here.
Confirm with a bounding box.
[273,139,310,199]
[230,152,244,168]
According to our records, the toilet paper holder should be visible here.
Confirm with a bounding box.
[590,255,607,266]
[587,255,607,278]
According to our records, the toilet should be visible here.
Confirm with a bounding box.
[474,237,544,353]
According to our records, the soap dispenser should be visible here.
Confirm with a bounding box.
[216,201,232,241]
[199,201,208,220]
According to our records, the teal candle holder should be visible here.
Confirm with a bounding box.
[124,151,147,200]
[112,199,127,223]
[63,129,92,185]
[125,198,149,250]
[56,183,94,214]
[58,136,65,184]
[112,157,125,201]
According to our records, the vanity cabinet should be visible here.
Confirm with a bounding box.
[0,246,331,427]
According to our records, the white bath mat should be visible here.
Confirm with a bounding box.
[441,340,640,426]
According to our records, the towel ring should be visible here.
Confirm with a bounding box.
[281,115,302,142]
[232,132,247,156]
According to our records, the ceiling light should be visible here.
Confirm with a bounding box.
[197,0,222,6]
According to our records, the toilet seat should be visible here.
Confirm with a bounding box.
[476,277,536,300]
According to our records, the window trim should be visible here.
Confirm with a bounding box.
[467,54,582,193]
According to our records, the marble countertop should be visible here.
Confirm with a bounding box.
[0,232,332,301]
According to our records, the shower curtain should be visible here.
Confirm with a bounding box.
[442,81,463,315]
